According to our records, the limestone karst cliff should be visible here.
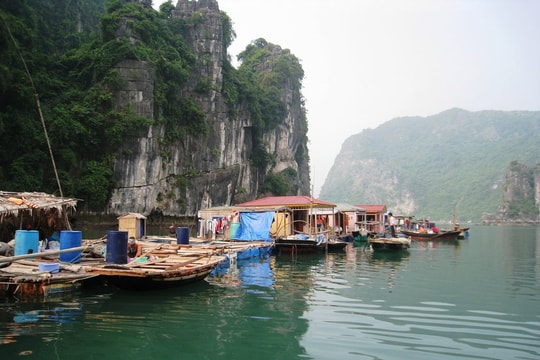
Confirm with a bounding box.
[107,0,310,217]
[320,108,540,222]
[495,162,540,223]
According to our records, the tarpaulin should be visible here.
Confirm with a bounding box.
[234,211,275,242]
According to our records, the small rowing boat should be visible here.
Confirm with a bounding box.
[368,236,411,251]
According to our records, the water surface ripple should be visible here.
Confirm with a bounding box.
[1,226,539,359]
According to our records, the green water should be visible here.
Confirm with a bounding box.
[1,226,539,359]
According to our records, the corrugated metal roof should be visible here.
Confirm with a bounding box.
[0,191,78,217]
[197,205,291,218]
[236,196,336,208]
[355,204,386,212]
[335,203,366,212]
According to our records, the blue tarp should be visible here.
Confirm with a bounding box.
[234,211,274,242]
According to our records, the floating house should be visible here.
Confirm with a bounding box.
[354,204,387,233]
[197,205,288,241]
[237,196,337,237]
[333,203,367,234]
[197,196,339,242]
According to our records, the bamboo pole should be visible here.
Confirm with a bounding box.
[0,246,89,264]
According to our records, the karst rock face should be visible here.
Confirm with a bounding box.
[498,162,540,222]
[107,0,310,217]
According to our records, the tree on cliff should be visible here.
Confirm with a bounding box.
[0,1,310,214]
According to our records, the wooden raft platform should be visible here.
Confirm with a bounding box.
[82,241,247,290]
[0,240,274,298]
[0,258,100,299]
[84,253,226,290]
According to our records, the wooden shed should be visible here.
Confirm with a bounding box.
[117,212,147,239]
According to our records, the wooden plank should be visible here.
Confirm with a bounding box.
[164,255,207,270]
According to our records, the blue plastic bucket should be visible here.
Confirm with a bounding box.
[15,230,39,256]
[106,230,128,264]
[176,227,190,245]
[59,230,82,263]
[230,222,240,239]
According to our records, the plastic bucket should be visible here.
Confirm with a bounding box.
[59,230,82,263]
[176,227,190,245]
[15,230,39,256]
[106,230,128,264]
[230,222,240,239]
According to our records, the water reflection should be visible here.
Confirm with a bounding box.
[369,249,411,263]
[413,239,461,248]
[1,227,540,359]
[0,292,110,356]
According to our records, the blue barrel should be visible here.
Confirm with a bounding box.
[176,227,190,245]
[230,222,240,239]
[15,230,39,256]
[106,231,128,264]
[59,230,82,263]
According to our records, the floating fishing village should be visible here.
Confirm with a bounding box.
[0,191,470,300]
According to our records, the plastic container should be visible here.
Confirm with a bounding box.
[14,230,39,256]
[176,227,190,245]
[229,222,240,239]
[38,263,60,273]
[59,230,82,263]
[106,230,128,264]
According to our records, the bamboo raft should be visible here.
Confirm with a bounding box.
[0,239,274,298]
[78,240,275,290]
[0,248,101,299]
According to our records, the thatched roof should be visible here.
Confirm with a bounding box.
[0,191,79,242]
[0,191,78,217]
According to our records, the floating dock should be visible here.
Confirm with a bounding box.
[0,239,274,299]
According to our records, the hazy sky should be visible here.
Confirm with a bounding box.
[158,0,540,196]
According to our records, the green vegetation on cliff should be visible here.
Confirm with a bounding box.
[320,108,540,222]
[499,161,539,221]
[0,0,307,211]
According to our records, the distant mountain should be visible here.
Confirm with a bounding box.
[319,108,540,222]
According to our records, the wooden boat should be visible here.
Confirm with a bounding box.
[352,230,369,247]
[274,233,347,253]
[430,229,461,241]
[457,226,470,239]
[450,207,470,239]
[85,253,225,290]
[449,223,470,239]
[319,238,349,251]
[368,236,411,251]
[401,229,460,241]
[274,234,323,252]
